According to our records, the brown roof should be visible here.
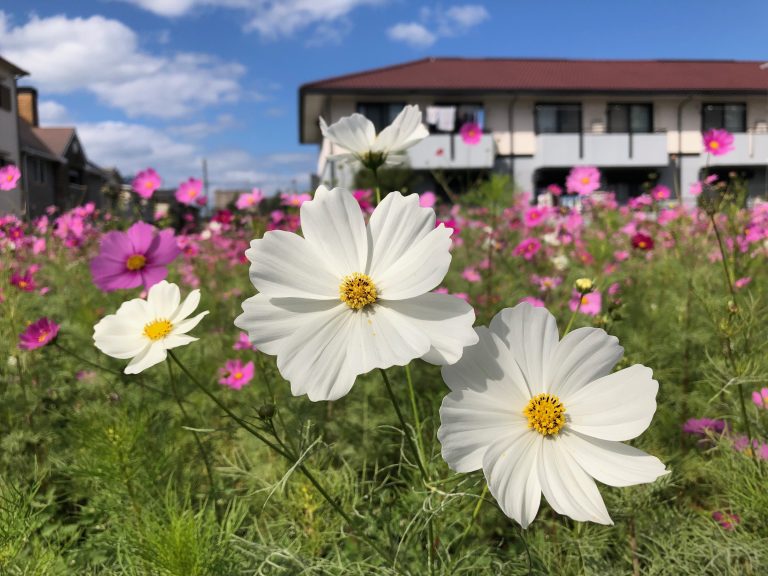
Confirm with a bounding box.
[0,55,28,77]
[19,120,75,161]
[301,58,768,93]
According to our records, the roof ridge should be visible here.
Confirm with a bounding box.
[300,57,434,90]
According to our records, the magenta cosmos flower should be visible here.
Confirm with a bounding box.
[703,129,734,156]
[219,359,255,390]
[236,188,264,210]
[569,290,602,316]
[19,317,60,350]
[175,178,204,205]
[513,237,541,260]
[566,166,601,195]
[0,165,21,191]
[132,168,162,200]
[90,221,181,292]
[459,122,482,145]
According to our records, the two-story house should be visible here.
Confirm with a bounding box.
[300,58,768,204]
[0,56,28,214]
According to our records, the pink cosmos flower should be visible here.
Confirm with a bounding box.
[683,418,727,436]
[566,166,601,195]
[280,193,312,208]
[219,359,255,390]
[132,168,162,200]
[735,277,752,290]
[569,290,602,316]
[614,250,630,262]
[752,387,768,409]
[236,188,264,210]
[419,191,437,208]
[352,189,374,213]
[459,122,482,145]
[650,185,671,201]
[703,129,734,156]
[532,275,561,292]
[513,237,541,260]
[461,266,481,283]
[233,331,257,351]
[175,178,204,205]
[523,206,547,228]
[19,317,60,350]
[90,221,181,292]
[519,296,545,307]
[712,511,741,531]
[0,165,21,191]
[546,184,563,196]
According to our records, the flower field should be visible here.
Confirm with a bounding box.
[2,116,768,575]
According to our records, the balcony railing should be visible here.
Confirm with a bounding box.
[534,133,669,167]
[407,134,496,170]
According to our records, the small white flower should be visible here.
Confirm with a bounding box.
[551,253,569,271]
[438,303,668,528]
[542,232,561,246]
[93,281,208,374]
[235,185,478,401]
[319,105,429,169]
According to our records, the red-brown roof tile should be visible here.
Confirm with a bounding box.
[302,58,768,93]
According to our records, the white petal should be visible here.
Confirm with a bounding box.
[245,231,338,299]
[146,280,180,318]
[548,327,623,399]
[163,334,198,349]
[373,105,429,154]
[170,289,201,323]
[348,305,431,375]
[482,430,542,528]
[538,436,612,525]
[94,314,145,359]
[276,304,358,401]
[124,343,167,374]
[438,386,527,473]
[489,303,558,395]
[374,224,452,300]
[300,186,368,277]
[567,364,658,441]
[235,294,339,356]
[563,430,668,487]
[172,311,209,335]
[320,114,375,155]
[367,192,435,279]
[440,327,530,406]
[380,293,477,365]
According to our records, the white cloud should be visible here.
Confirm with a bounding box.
[0,12,245,118]
[387,22,436,48]
[77,120,311,192]
[117,0,386,41]
[37,100,71,125]
[388,3,488,48]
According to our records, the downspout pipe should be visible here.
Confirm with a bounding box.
[676,95,694,202]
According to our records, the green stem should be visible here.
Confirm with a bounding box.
[456,484,488,551]
[168,351,393,564]
[53,341,123,377]
[404,364,426,466]
[166,358,218,512]
[379,368,429,481]
[563,298,582,336]
[372,166,381,205]
[709,214,736,301]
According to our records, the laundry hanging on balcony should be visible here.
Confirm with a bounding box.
[426,106,456,132]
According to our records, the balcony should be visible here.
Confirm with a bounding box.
[534,133,669,167]
[706,132,768,166]
[407,134,496,170]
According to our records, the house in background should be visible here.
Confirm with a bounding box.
[300,58,768,204]
[0,56,28,214]
[17,87,112,217]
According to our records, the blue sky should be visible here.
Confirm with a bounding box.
[1,0,767,193]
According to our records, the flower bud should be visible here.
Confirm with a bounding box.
[574,278,594,294]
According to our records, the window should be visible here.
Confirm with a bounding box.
[0,85,10,111]
[27,157,46,184]
[607,103,653,133]
[535,103,581,133]
[356,102,406,132]
[702,103,746,132]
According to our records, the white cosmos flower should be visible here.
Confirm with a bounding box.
[319,105,429,169]
[438,302,668,528]
[93,281,208,374]
[234,185,478,402]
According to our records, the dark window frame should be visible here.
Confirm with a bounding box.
[355,102,407,132]
[0,84,11,112]
[431,101,485,134]
[534,102,582,134]
[702,102,747,133]
[606,102,654,134]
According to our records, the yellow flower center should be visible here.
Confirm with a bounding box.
[143,319,173,341]
[339,272,377,310]
[145,181,154,188]
[18,280,27,288]
[581,176,590,184]
[710,141,720,149]
[234,371,243,380]
[126,254,147,271]
[37,331,49,343]
[524,393,566,436]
